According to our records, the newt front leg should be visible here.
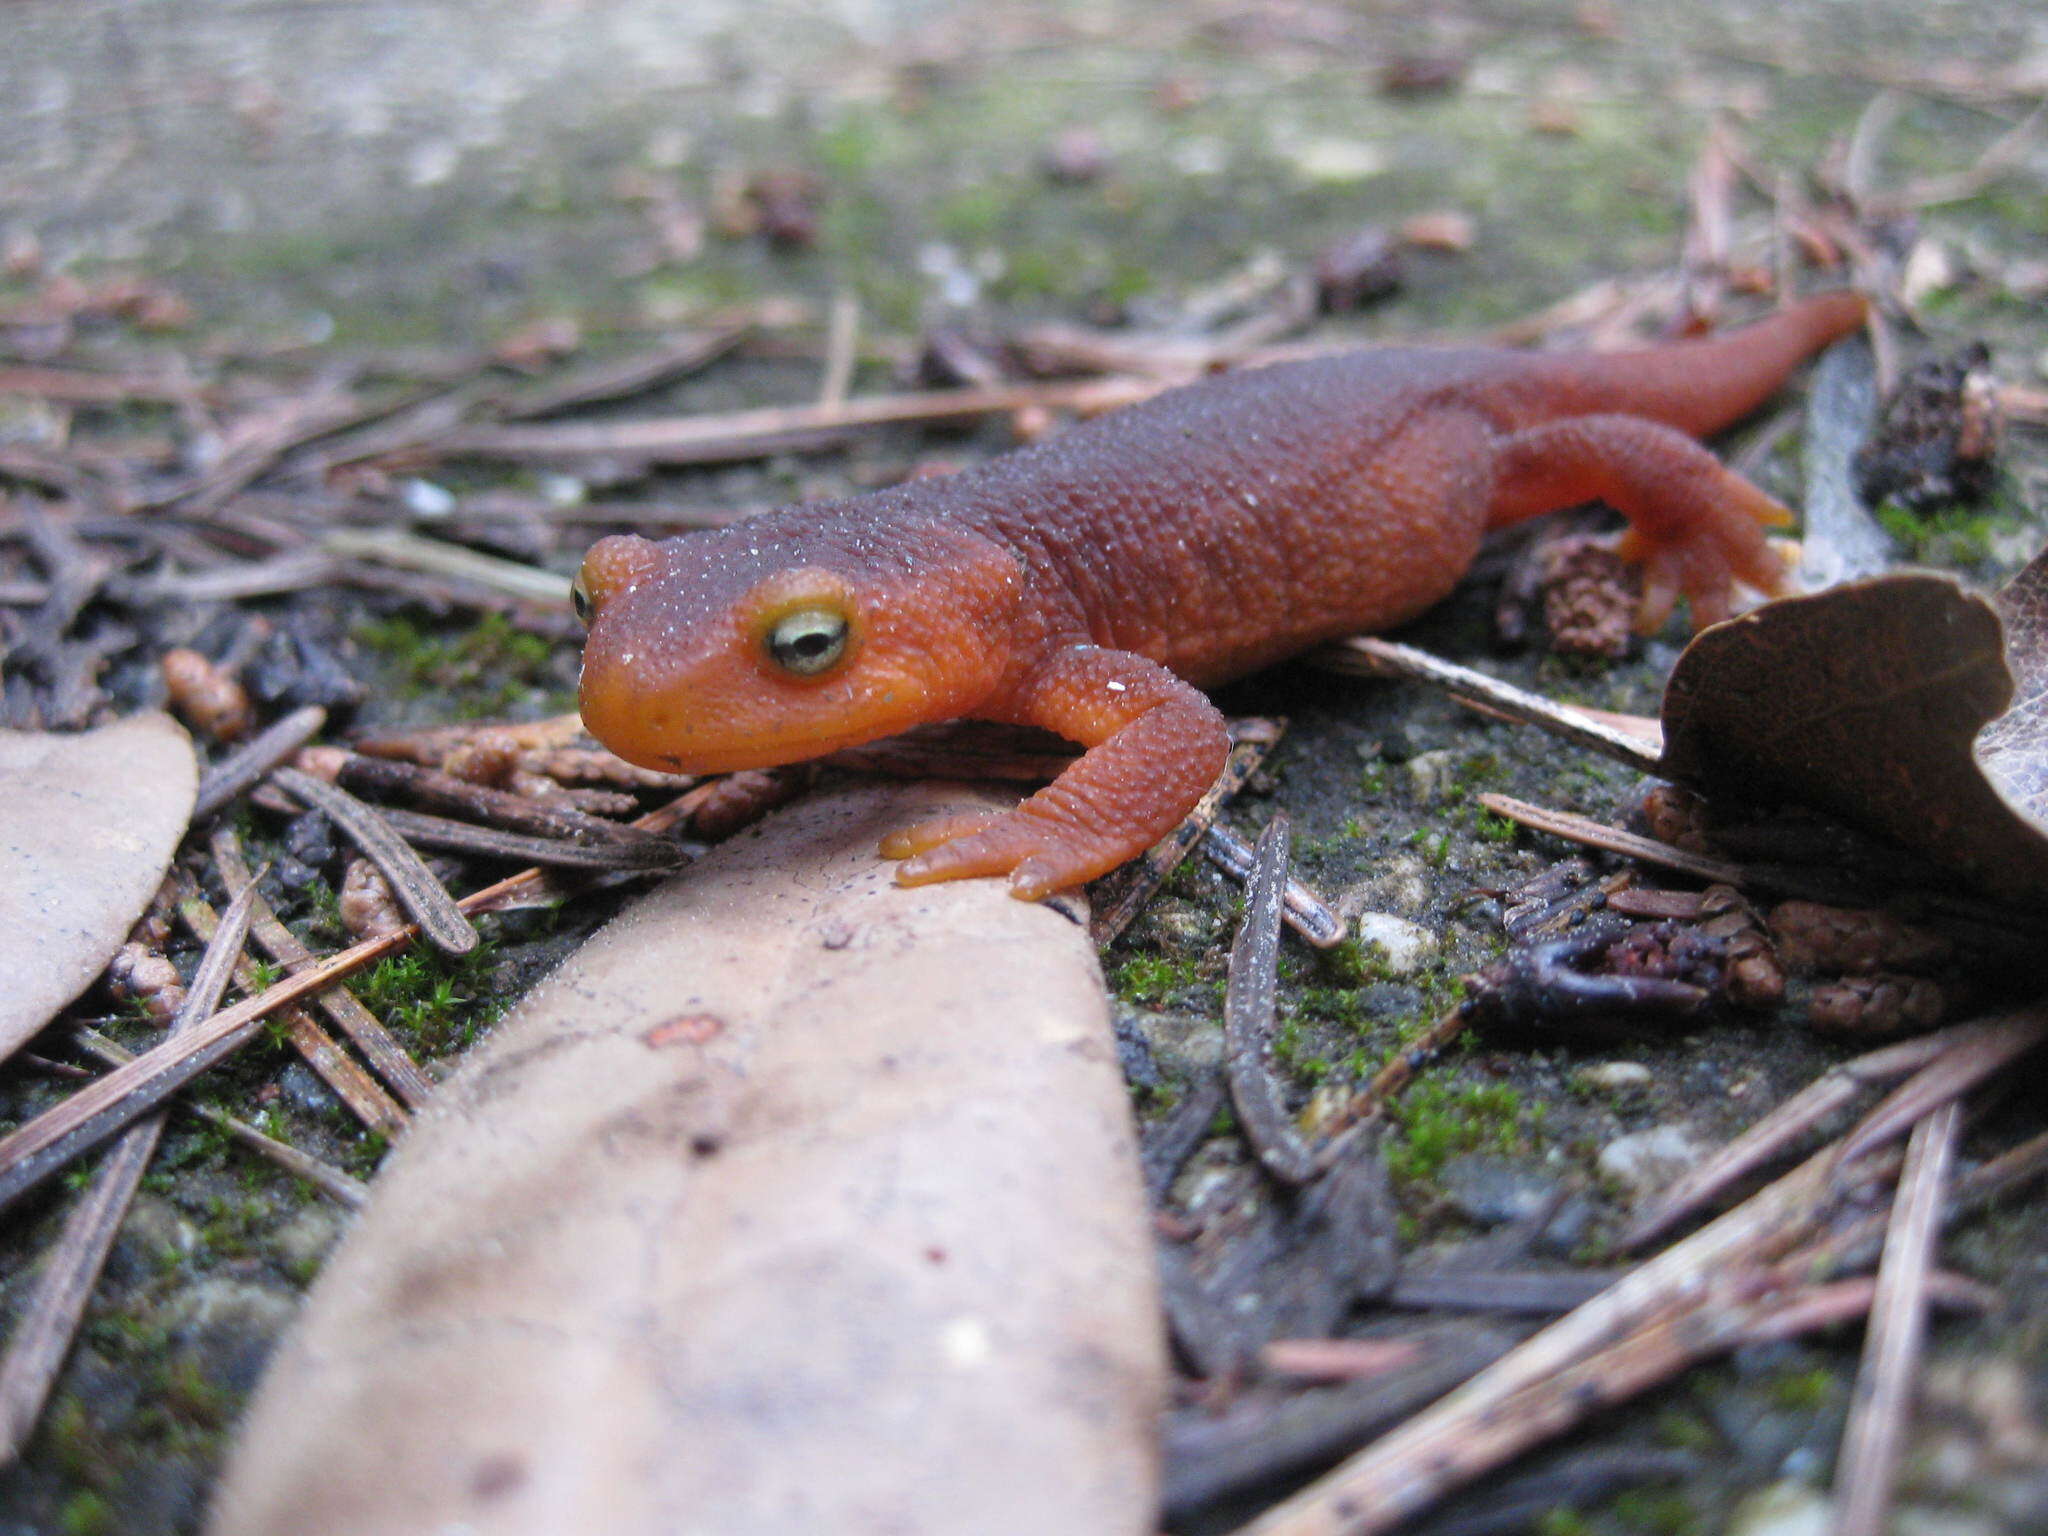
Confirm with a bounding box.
[883,646,1230,899]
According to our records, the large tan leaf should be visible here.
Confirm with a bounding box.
[0,713,197,1061]
[209,781,1164,1536]
[1659,570,2048,906]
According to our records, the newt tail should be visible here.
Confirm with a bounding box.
[575,293,1868,898]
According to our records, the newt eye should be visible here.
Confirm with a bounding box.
[767,607,849,676]
[570,570,594,628]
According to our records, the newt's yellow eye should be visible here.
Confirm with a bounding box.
[767,607,849,676]
[570,571,594,627]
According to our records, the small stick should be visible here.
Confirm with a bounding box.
[1090,718,1286,946]
[1201,825,1346,948]
[1224,818,1320,1186]
[271,767,479,956]
[1831,1101,1962,1536]
[69,1028,367,1209]
[1619,1027,1966,1250]
[1478,794,1748,886]
[0,880,257,1465]
[818,292,860,409]
[212,828,435,1114]
[0,365,220,406]
[176,873,409,1137]
[1868,99,2045,214]
[335,753,671,848]
[195,706,331,821]
[1259,1338,1424,1383]
[1839,1006,2048,1164]
[1233,1135,1895,1536]
[125,551,342,607]
[1312,1004,1474,1156]
[435,374,1159,465]
[319,527,571,608]
[376,806,686,870]
[1318,637,1664,774]
[495,324,749,421]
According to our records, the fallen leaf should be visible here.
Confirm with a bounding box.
[1979,544,2048,823]
[1659,569,2048,905]
[0,714,196,1061]
[210,781,1164,1536]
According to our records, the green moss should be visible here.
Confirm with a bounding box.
[351,611,565,719]
[1110,954,1204,1005]
[1536,1510,1597,1536]
[355,945,505,1058]
[1653,1407,1719,1452]
[1315,938,1379,988]
[158,1354,234,1431]
[1613,1488,1703,1536]
[59,1491,115,1536]
[1873,500,2024,571]
[1768,1364,1836,1412]
[1384,1078,1531,1185]
[1474,809,1519,844]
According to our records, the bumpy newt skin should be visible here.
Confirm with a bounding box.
[577,293,1866,899]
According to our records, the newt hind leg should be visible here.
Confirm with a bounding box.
[1485,414,1793,630]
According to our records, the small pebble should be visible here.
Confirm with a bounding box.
[1724,1479,1830,1536]
[1438,1153,1559,1226]
[1352,912,1435,976]
[1125,1007,1225,1077]
[1579,1060,1654,1094]
[1597,1123,1706,1201]
[1404,748,1459,804]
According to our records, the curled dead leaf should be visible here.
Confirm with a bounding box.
[0,714,197,1061]
[1659,564,2048,906]
[210,781,1163,1536]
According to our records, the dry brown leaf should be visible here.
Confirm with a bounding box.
[209,781,1163,1536]
[1978,544,2048,825]
[0,713,197,1061]
[1659,569,2048,906]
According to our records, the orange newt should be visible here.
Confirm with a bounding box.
[575,293,1866,899]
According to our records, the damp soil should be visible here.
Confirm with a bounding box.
[2,1,2046,1533]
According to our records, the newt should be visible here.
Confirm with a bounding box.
[575,293,1866,899]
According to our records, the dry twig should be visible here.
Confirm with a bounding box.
[271,767,479,956]
[1832,1100,1962,1536]
[1224,818,1321,1185]
[1318,637,1664,773]
[211,829,435,1113]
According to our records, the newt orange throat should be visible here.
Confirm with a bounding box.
[575,293,1867,900]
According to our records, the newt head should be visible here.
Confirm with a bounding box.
[573,520,1026,775]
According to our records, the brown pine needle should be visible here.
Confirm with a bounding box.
[1223,817,1320,1186]
[0,878,259,1464]
[1234,1136,1874,1536]
[1479,793,1748,886]
[1317,638,1664,773]
[1832,1101,1963,1536]
[210,828,436,1113]
[1620,1026,1969,1250]
[68,1029,366,1210]
[1839,1006,2048,1163]
[176,872,409,1137]
[271,766,479,955]
[436,374,1159,466]
[0,789,710,1214]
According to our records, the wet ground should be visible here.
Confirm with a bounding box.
[3,0,2047,1532]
